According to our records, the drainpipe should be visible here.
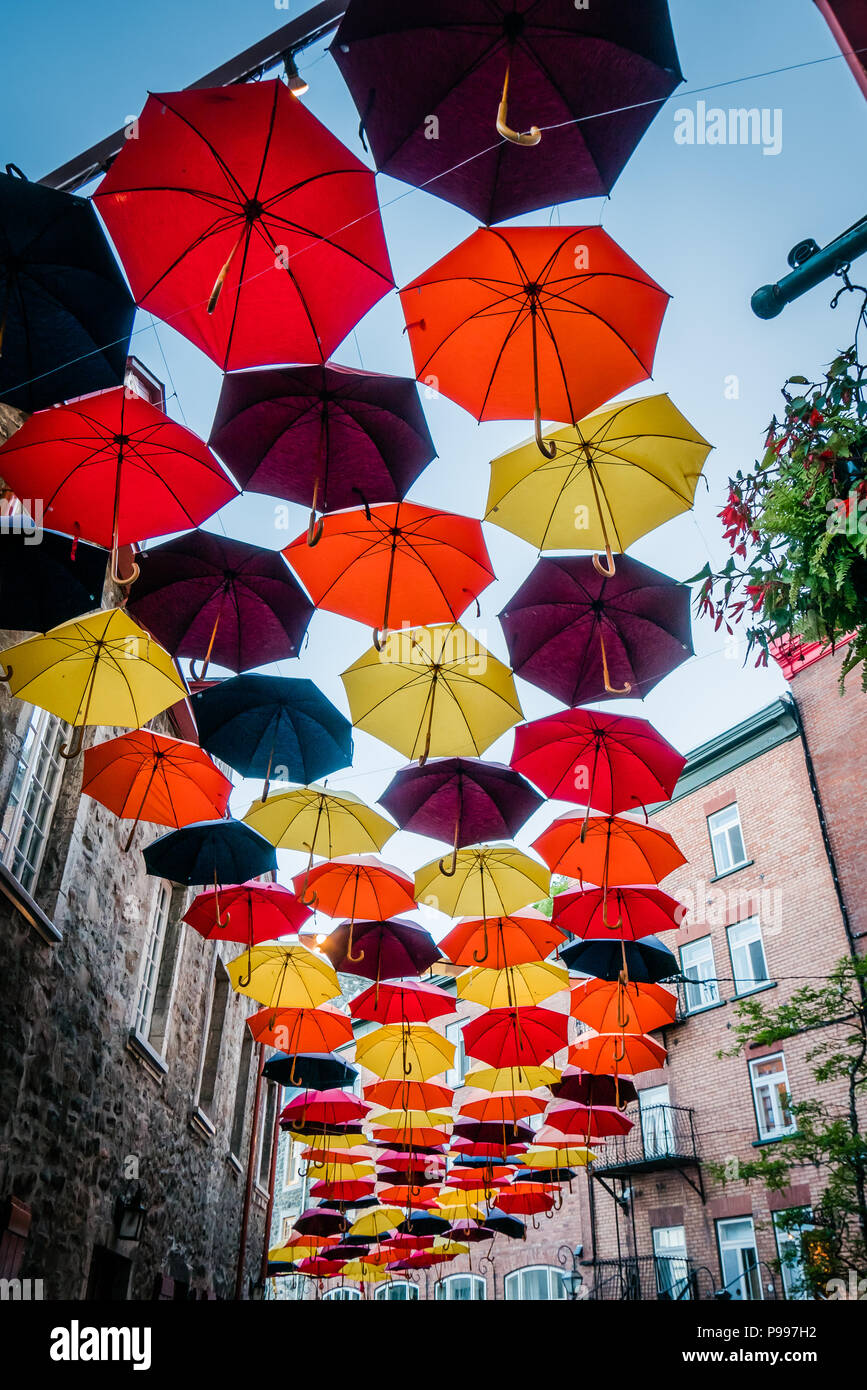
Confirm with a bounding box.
[235,1044,265,1300]
[260,1096,282,1287]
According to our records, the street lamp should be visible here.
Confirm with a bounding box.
[113,1187,147,1243]
[557,1243,585,1300]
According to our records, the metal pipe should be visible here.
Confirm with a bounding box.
[751,217,867,318]
[234,1044,265,1300]
[260,1089,283,1287]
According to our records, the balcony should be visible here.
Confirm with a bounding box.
[590,1255,699,1301]
[591,1104,701,1179]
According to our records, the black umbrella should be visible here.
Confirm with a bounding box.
[482,1208,526,1240]
[263,1051,358,1090]
[561,934,678,984]
[0,529,107,631]
[0,166,135,412]
[396,1210,450,1237]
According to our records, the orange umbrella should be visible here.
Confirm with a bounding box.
[246,1002,352,1058]
[284,501,494,647]
[534,813,686,887]
[369,1127,451,1148]
[295,855,416,962]
[439,908,566,969]
[81,729,231,851]
[568,1032,667,1077]
[363,1080,454,1110]
[570,979,677,1034]
[400,226,669,454]
[459,1093,547,1123]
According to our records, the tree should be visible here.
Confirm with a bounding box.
[716,955,867,1297]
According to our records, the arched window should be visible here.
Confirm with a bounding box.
[435,1273,486,1301]
[375,1280,418,1301]
[504,1266,569,1301]
[323,1286,361,1301]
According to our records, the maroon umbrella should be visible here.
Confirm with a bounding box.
[322,917,441,984]
[499,554,693,705]
[551,1069,638,1109]
[332,0,683,224]
[208,363,436,545]
[451,1119,535,1146]
[293,1207,349,1238]
[378,757,543,875]
[128,530,313,680]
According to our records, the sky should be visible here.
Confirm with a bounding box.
[3,0,867,908]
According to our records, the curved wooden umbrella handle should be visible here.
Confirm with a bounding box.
[600,629,631,697]
[0,665,12,682]
[372,627,387,654]
[497,65,542,147]
[110,548,140,588]
[60,723,85,761]
[345,919,364,965]
[438,847,458,877]
[306,511,325,547]
[592,546,617,579]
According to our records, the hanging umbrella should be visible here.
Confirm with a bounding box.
[143,819,276,940]
[414,845,549,920]
[243,786,396,905]
[571,977,677,1033]
[349,1208,404,1240]
[462,1005,569,1068]
[349,980,455,1026]
[0,607,186,759]
[401,226,669,454]
[554,886,685,942]
[341,623,523,765]
[440,909,565,970]
[459,1094,547,1123]
[372,1125,451,1149]
[332,1,682,224]
[462,1064,561,1093]
[523,1144,594,1168]
[94,80,393,372]
[294,1208,349,1238]
[284,502,494,647]
[396,1210,451,1238]
[0,387,237,586]
[190,674,352,800]
[456,961,569,1009]
[263,1051,357,1090]
[370,1108,453,1131]
[81,729,231,850]
[294,1256,347,1280]
[364,1079,453,1110]
[499,554,693,703]
[354,1023,455,1081]
[227,942,340,1009]
[496,1185,553,1218]
[536,813,686,886]
[183,881,311,966]
[295,856,415,962]
[0,165,135,412]
[128,532,313,681]
[209,362,436,543]
[483,1209,526,1240]
[281,1089,370,1128]
[551,1069,638,1109]
[322,917,440,986]
[545,1101,633,1140]
[486,393,711,568]
[0,530,107,633]
[568,1032,667,1076]
[561,933,679,984]
[247,1002,353,1055]
[379,758,542,875]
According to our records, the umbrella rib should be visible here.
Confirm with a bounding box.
[261,205,393,285]
[144,93,251,204]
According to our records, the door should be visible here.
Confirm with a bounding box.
[717,1217,762,1300]
[639,1084,674,1158]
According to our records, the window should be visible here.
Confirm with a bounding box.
[435,1273,486,1301]
[196,964,230,1118]
[283,1137,302,1189]
[708,803,748,875]
[323,1287,360,1301]
[728,917,769,996]
[257,1084,278,1187]
[717,1217,762,1300]
[0,706,65,894]
[773,1209,812,1301]
[749,1053,795,1141]
[375,1281,418,1300]
[652,1226,691,1300]
[445,1021,466,1087]
[230,1028,254,1158]
[639,1084,675,1159]
[133,883,171,1039]
[680,936,720,1012]
[504,1266,568,1300]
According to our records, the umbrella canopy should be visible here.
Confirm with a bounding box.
[128,532,313,680]
[243,786,396,874]
[513,708,685,814]
[94,81,393,372]
[227,942,340,1009]
[341,622,523,764]
[208,362,435,536]
[555,886,685,942]
[333,1,682,224]
[0,387,237,586]
[354,1023,455,1081]
[462,1064,561,1093]
[263,1051,356,1090]
[143,818,277,889]
[0,608,185,759]
[396,1210,451,1237]
[456,961,569,1009]
[551,1069,638,1109]
[486,392,711,564]
[496,1185,553,1217]
[546,1101,633,1140]
[401,226,669,451]
[499,554,693,704]
[482,1209,526,1239]
[322,916,441,983]
[182,880,311,945]
[281,1088,369,1127]
[294,1207,349,1237]
[568,1032,667,1076]
[561,933,679,984]
[414,845,550,919]
[82,729,231,850]
[462,1005,569,1068]
[349,1208,404,1240]
[0,530,107,633]
[350,979,455,1026]
[247,1002,353,1054]
[0,167,134,412]
[537,814,686,886]
[379,757,542,873]
[191,674,352,799]
[364,1079,453,1110]
[295,1256,347,1279]
[284,502,494,643]
[439,909,566,970]
[571,978,677,1033]
[295,856,415,924]
[459,1093,547,1123]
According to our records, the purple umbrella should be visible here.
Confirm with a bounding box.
[498,554,692,706]
[322,917,440,985]
[333,0,682,225]
[378,758,543,876]
[127,531,313,680]
[293,1207,349,1238]
[208,363,436,545]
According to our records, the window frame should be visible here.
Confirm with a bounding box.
[445,1020,466,1088]
[749,1052,795,1142]
[374,1280,419,1301]
[716,1216,763,1300]
[773,1207,813,1301]
[503,1265,569,1301]
[708,802,749,877]
[133,881,172,1041]
[652,1224,691,1301]
[435,1272,487,1301]
[679,935,721,1013]
[727,916,770,997]
[323,1286,361,1301]
[0,705,66,896]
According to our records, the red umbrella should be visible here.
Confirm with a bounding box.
[295,1257,346,1279]
[553,885,685,941]
[546,1101,633,1139]
[95,81,393,372]
[183,880,311,945]
[0,387,237,585]
[496,1184,554,1217]
[462,1006,569,1069]
[571,978,677,1033]
[350,979,456,1027]
[309,1180,376,1203]
[458,1093,547,1123]
[280,1089,370,1128]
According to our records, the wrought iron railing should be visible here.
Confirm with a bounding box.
[590,1256,696,1301]
[592,1105,700,1174]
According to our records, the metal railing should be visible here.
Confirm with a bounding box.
[590,1256,697,1301]
[592,1105,700,1174]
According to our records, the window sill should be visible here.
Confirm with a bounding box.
[227,1153,243,1177]
[190,1106,216,1141]
[729,981,777,1004]
[252,1183,270,1207]
[0,861,62,944]
[709,860,753,884]
[126,1029,168,1079]
[682,998,727,1018]
[752,1132,797,1148]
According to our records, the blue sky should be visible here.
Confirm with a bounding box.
[4,0,867,899]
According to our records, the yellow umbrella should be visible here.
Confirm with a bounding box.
[432,1239,470,1257]
[269,1243,325,1261]
[300,1133,370,1155]
[457,961,569,1009]
[340,1260,390,1284]
[349,1207,404,1239]
[434,1191,485,1220]
[355,1023,455,1081]
[462,1064,561,1092]
[227,943,340,1008]
[369,1109,453,1130]
[524,1145,595,1168]
[0,607,185,758]
[243,785,396,904]
[486,393,712,573]
[341,622,522,765]
[307,1161,375,1182]
[415,845,550,918]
